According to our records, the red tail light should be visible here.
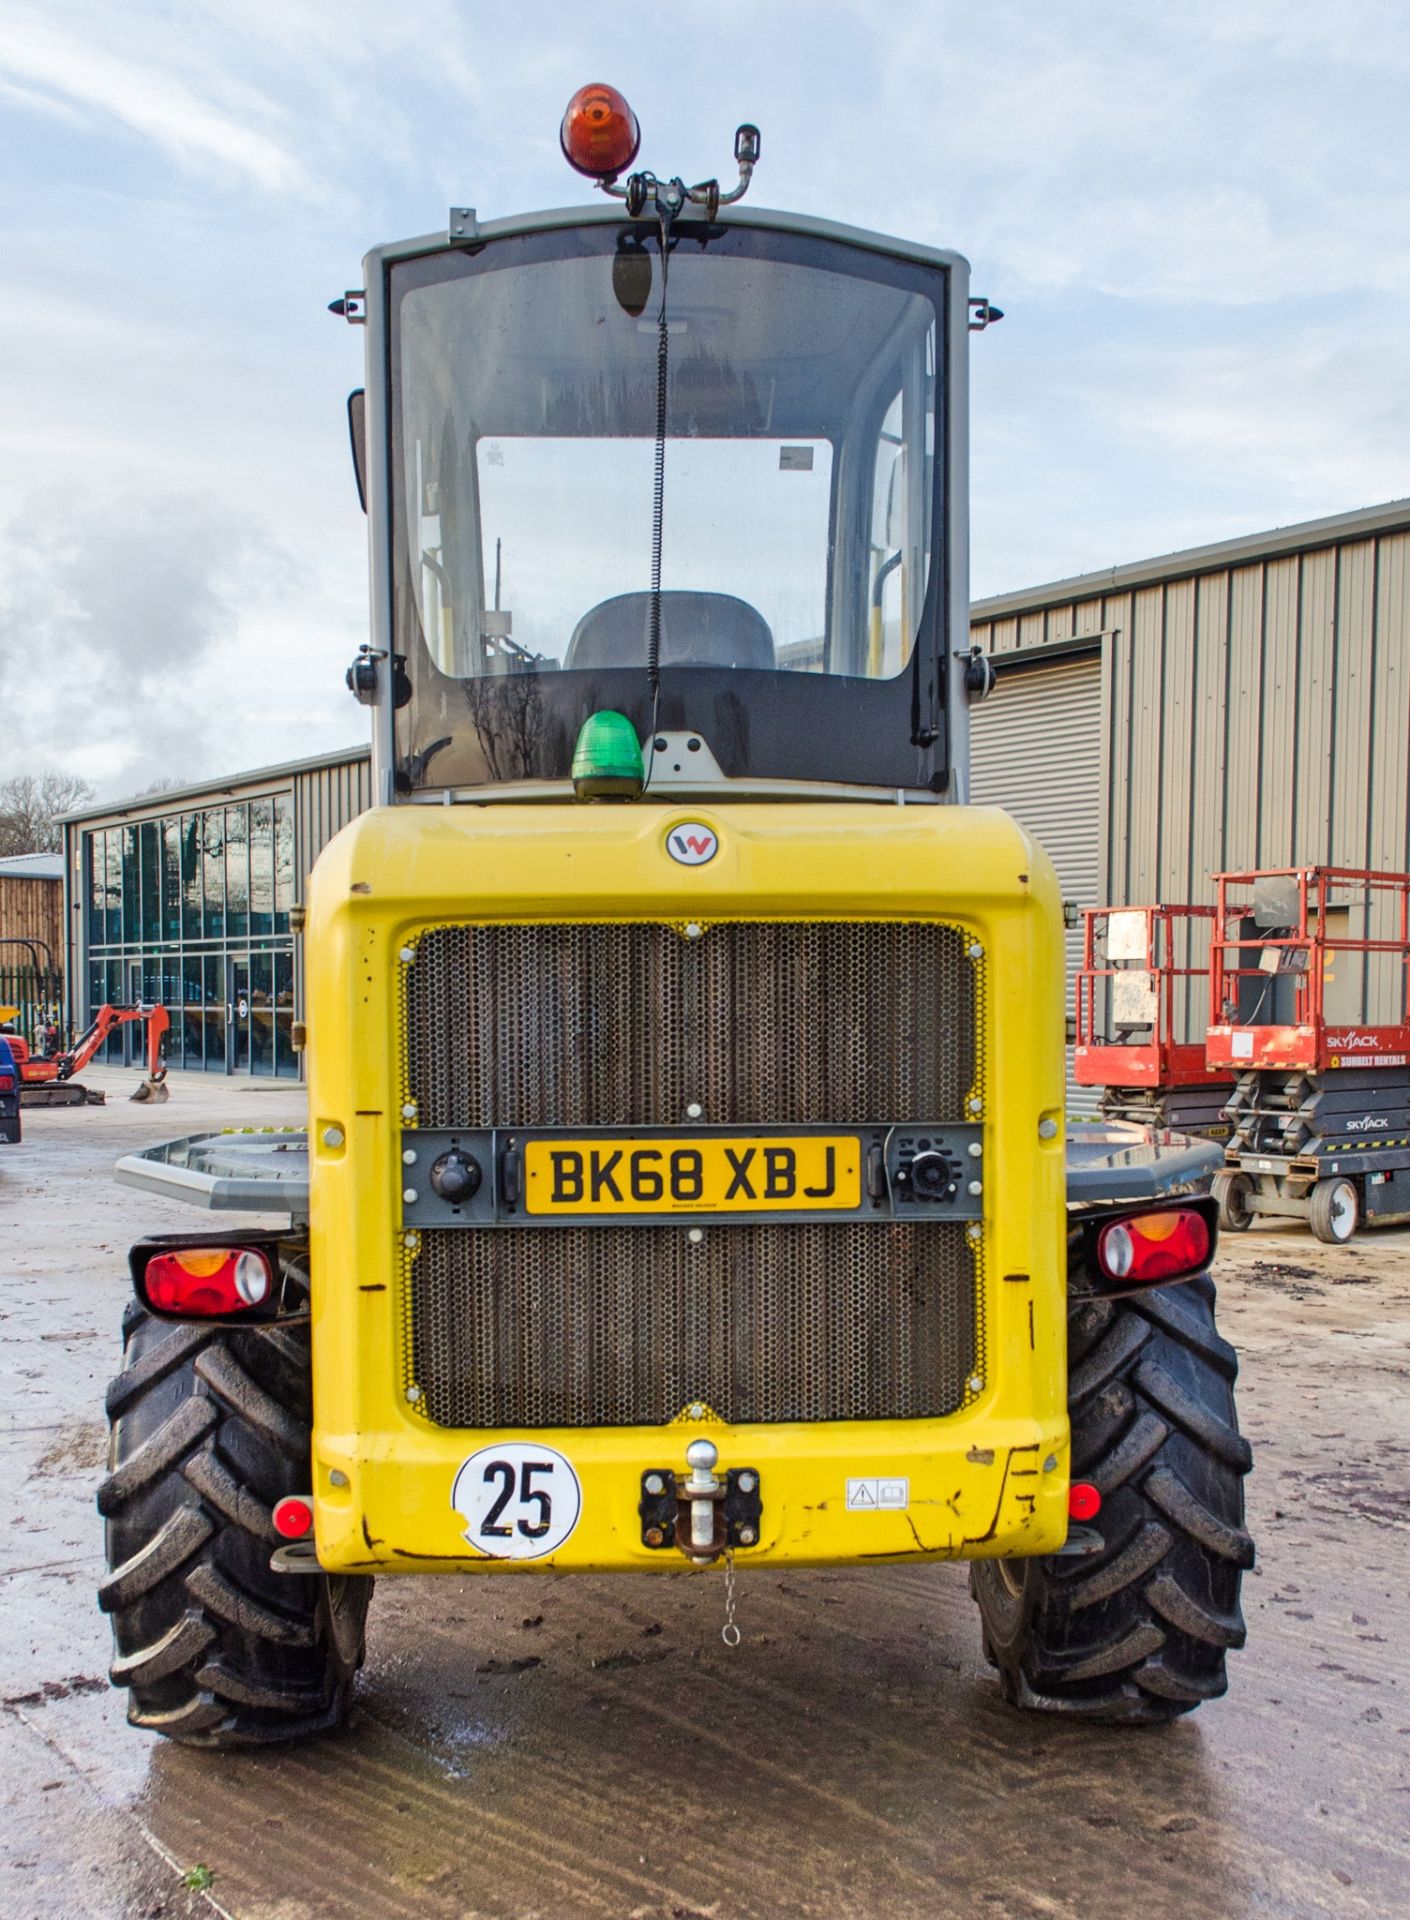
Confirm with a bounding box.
[1097,1207,1212,1286]
[143,1246,273,1316]
[0,1073,13,1091]
[560,83,640,180]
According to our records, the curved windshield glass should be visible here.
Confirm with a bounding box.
[390,222,949,791]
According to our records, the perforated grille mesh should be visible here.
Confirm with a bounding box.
[401,920,983,1429]
[405,921,975,1128]
[411,1222,978,1428]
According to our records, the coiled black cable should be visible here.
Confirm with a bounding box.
[641,204,672,790]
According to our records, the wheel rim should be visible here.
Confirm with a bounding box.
[1217,1173,1251,1227]
[324,1575,370,1669]
[1328,1181,1356,1241]
[995,1559,1025,1602]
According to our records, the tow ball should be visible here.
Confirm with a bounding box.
[639,1440,763,1563]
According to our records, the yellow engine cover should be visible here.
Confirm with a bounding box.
[304,801,1069,1575]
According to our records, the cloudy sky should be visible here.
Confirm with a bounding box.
[2,1,1407,798]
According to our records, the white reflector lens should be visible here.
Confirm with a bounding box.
[234,1250,272,1305]
[1102,1223,1134,1278]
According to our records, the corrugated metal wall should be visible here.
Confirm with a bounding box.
[969,653,1104,1105]
[970,655,1103,908]
[293,751,374,884]
[1100,533,1410,900]
[290,752,374,1041]
[971,504,1410,1040]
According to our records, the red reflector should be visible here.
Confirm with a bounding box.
[1069,1482,1102,1521]
[1097,1207,1211,1285]
[272,1495,314,1540]
[144,1247,273,1316]
[0,1073,13,1091]
[560,82,640,179]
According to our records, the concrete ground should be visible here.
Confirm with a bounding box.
[1,1067,1407,1920]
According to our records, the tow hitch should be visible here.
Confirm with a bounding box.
[639,1440,763,1562]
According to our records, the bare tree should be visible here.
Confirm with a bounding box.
[133,775,192,797]
[0,771,96,857]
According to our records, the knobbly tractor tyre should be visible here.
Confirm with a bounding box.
[1212,1169,1254,1232]
[971,1274,1253,1722]
[98,1295,371,1747]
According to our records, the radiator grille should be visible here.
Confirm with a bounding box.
[401,920,983,1429]
[411,1222,978,1428]
[405,921,975,1128]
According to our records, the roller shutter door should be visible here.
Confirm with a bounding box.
[969,653,1102,1111]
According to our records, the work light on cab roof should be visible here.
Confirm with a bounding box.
[560,82,761,216]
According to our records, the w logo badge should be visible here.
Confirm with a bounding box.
[667,823,718,866]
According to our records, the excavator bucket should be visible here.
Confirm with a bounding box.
[129,1075,170,1105]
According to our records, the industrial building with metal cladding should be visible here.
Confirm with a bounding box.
[59,751,371,1077]
[47,494,1410,1083]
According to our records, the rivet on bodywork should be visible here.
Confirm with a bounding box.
[401,1102,417,1122]
[968,1375,984,1394]
[406,1385,422,1403]
[967,942,983,959]
[399,945,415,963]
[1042,1454,1057,1473]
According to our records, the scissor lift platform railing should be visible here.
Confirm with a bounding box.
[1208,866,1410,1242]
[1074,905,1232,1137]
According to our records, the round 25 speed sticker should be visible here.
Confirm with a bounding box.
[452,1442,582,1560]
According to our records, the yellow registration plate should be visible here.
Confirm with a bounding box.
[523,1136,861,1215]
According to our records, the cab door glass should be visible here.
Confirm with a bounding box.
[866,323,935,678]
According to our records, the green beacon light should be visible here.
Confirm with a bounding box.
[571,710,645,800]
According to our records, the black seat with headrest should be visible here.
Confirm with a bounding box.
[563,591,775,672]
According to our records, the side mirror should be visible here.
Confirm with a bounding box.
[347,390,367,513]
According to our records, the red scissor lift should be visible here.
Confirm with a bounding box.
[1207,865,1410,1243]
[1074,904,1234,1135]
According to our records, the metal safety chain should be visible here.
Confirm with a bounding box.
[721,1547,741,1647]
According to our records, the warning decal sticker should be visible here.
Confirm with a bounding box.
[846,1477,910,1511]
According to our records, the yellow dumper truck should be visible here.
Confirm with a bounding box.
[101,88,1251,1745]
